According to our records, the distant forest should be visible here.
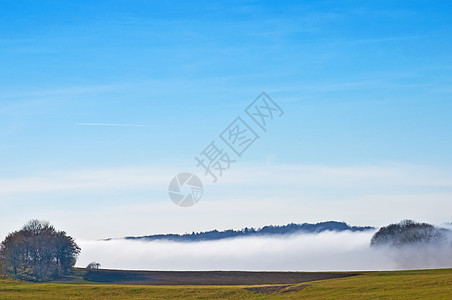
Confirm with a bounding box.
[116,221,374,242]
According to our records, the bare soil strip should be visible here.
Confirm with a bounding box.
[83,269,360,285]
[245,284,311,294]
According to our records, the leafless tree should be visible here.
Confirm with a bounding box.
[371,220,447,248]
[0,220,80,282]
[86,262,101,270]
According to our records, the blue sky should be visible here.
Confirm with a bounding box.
[1,1,452,240]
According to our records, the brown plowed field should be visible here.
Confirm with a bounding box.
[83,269,360,285]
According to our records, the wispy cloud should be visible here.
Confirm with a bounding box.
[1,163,452,197]
[336,35,428,45]
[0,83,131,100]
[76,123,147,127]
[0,166,174,196]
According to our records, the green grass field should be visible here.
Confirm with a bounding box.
[1,268,452,299]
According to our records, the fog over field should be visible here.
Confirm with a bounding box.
[76,230,452,271]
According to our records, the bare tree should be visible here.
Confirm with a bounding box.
[0,220,80,282]
[371,220,447,247]
[86,262,101,270]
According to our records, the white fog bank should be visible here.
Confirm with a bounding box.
[76,230,452,271]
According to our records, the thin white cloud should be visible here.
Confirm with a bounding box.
[75,123,173,128]
[0,163,451,197]
[0,83,129,100]
[221,163,452,188]
[0,166,173,196]
[76,123,146,127]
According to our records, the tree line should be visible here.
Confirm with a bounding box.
[122,221,374,242]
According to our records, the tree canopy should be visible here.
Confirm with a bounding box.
[371,220,448,248]
[0,220,80,282]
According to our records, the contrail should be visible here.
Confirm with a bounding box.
[75,123,163,127]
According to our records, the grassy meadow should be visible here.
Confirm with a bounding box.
[1,268,451,299]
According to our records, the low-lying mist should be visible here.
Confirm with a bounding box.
[76,230,452,271]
